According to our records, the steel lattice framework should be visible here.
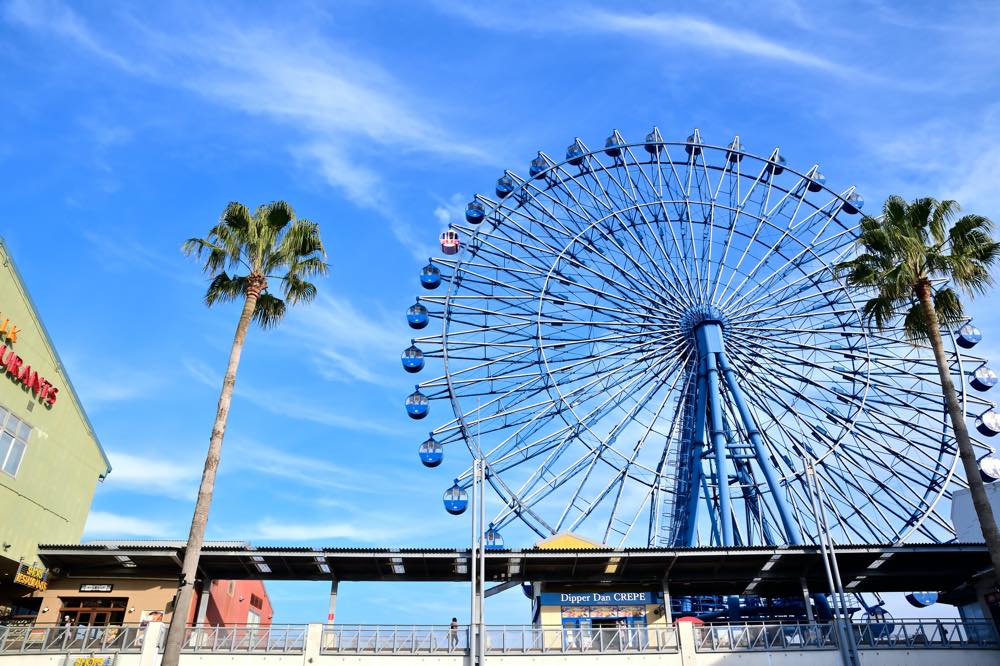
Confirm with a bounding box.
[402,129,995,549]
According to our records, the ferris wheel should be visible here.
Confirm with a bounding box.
[401,128,999,549]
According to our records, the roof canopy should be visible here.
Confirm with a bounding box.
[38,543,991,597]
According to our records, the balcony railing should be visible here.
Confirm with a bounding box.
[0,619,996,656]
[179,624,306,653]
[694,619,1000,652]
[0,623,145,653]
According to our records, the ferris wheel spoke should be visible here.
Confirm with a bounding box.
[555,349,692,535]
[593,157,704,305]
[618,145,704,296]
[732,370,899,543]
[721,225,855,315]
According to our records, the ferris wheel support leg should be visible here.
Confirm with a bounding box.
[718,354,802,547]
[681,360,709,547]
[696,323,735,547]
[705,350,735,547]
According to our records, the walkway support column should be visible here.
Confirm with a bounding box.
[195,578,212,624]
[328,579,339,624]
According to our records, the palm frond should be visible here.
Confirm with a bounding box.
[252,293,287,329]
[205,272,247,307]
[901,301,932,342]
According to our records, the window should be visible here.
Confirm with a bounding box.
[0,407,31,478]
[250,594,263,610]
[227,581,235,597]
[247,609,261,625]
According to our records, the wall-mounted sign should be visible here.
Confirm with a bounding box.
[71,657,114,666]
[0,317,20,345]
[13,562,47,591]
[541,591,653,606]
[79,584,114,593]
[0,309,59,407]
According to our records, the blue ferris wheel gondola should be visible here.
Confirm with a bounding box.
[566,139,586,166]
[978,410,1000,437]
[495,175,514,198]
[405,388,429,419]
[957,324,983,349]
[419,435,443,468]
[981,455,1000,482]
[644,128,664,154]
[443,482,468,515]
[905,592,938,608]
[529,155,547,179]
[465,200,485,224]
[685,131,702,157]
[807,170,826,192]
[604,131,624,158]
[766,150,786,175]
[726,137,744,162]
[842,191,864,215]
[407,302,429,330]
[420,263,441,290]
[401,344,424,373]
[971,366,998,392]
[484,523,504,550]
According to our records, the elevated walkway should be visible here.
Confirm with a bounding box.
[0,620,996,665]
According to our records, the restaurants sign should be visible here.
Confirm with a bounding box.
[541,591,653,606]
[0,311,59,407]
[13,562,48,591]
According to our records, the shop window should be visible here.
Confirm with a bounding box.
[0,406,31,478]
[58,598,128,626]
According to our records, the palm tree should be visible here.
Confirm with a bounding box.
[162,201,327,666]
[836,195,1000,576]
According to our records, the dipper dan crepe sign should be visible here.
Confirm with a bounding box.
[0,313,59,407]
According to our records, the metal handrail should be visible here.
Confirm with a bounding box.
[0,624,145,653]
[694,619,1000,652]
[320,624,679,654]
[179,624,306,653]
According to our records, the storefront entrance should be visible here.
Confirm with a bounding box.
[58,598,127,625]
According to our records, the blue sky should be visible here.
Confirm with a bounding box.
[2,0,999,624]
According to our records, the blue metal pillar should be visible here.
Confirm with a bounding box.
[696,323,733,547]
[718,354,802,545]
[681,359,708,546]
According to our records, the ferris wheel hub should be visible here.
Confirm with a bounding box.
[679,304,730,340]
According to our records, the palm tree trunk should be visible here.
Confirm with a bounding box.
[161,281,262,666]
[917,283,1000,576]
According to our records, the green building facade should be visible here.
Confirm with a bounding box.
[0,239,110,619]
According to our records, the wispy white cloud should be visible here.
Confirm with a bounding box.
[4,1,489,256]
[282,294,401,386]
[436,2,857,77]
[251,518,407,542]
[2,0,142,73]
[183,357,397,434]
[227,442,382,494]
[101,450,200,501]
[84,510,170,537]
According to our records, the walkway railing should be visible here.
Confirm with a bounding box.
[0,623,145,653]
[179,624,306,653]
[1,619,996,656]
[694,619,1000,652]
[321,625,465,654]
